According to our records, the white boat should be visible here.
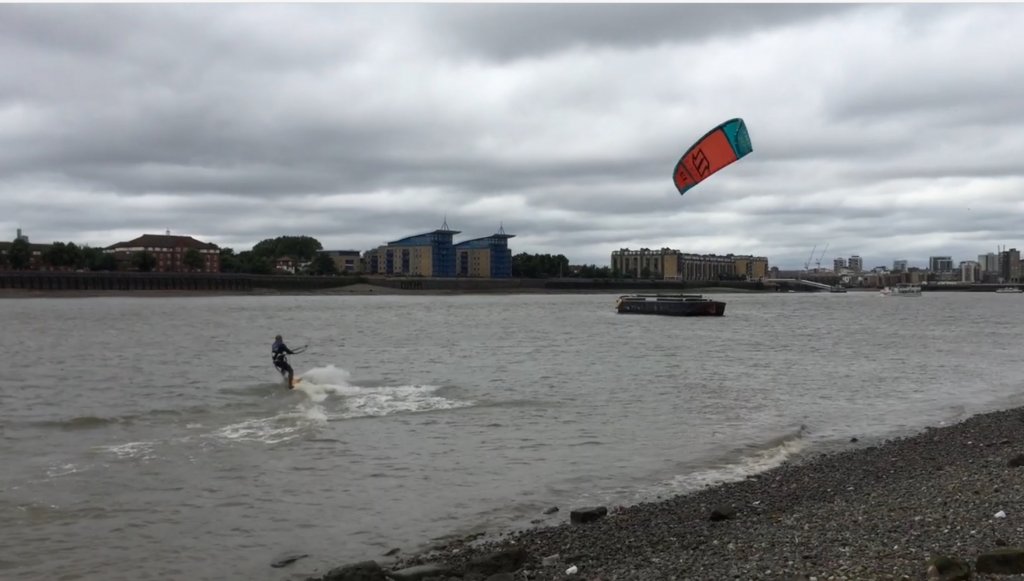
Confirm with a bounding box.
[995,287,1023,294]
[880,284,922,297]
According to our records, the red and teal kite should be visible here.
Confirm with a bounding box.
[672,118,752,196]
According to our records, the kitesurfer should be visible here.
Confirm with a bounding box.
[272,334,298,387]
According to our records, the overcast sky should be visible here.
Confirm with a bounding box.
[2,4,1023,269]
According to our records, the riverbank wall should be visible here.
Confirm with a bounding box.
[0,271,770,294]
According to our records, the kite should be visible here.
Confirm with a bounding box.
[672,118,752,196]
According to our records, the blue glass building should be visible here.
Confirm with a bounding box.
[454,225,515,278]
[379,222,460,277]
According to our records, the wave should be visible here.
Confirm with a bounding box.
[26,405,216,432]
[662,424,810,494]
[291,364,475,419]
[213,407,325,444]
[29,415,138,430]
[84,365,475,450]
[97,441,157,461]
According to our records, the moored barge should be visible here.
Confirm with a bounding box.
[615,294,726,316]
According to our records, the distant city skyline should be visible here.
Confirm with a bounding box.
[6,224,1021,274]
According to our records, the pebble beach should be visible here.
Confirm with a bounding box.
[315,406,1024,581]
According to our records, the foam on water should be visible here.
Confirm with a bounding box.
[45,463,81,479]
[99,441,157,461]
[214,398,329,444]
[662,426,809,495]
[291,364,474,419]
[213,414,317,444]
[290,364,353,403]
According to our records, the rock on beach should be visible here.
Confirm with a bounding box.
[350,407,1024,580]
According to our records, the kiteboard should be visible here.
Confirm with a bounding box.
[290,377,303,389]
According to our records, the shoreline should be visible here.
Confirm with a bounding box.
[310,406,1024,580]
[0,284,762,299]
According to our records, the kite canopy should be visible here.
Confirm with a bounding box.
[672,118,752,196]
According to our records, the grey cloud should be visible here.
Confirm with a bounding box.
[2,4,1023,269]
[422,4,858,61]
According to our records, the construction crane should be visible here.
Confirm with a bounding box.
[803,244,817,272]
[814,243,830,271]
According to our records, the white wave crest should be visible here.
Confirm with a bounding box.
[215,404,328,444]
[46,463,81,478]
[341,385,472,418]
[99,441,156,461]
[666,435,808,494]
[291,365,473,418]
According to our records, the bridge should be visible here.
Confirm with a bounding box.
[765,278,835,291]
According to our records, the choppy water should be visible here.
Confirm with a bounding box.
[2,291,1024,580]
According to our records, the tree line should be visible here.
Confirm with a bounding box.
[1,239,122,271]
[511,253,618,279]
[219,235,337,275]
[3,234,629,279]
[0,235,337,275]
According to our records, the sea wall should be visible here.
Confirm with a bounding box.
[370,277,769,293]
[0,271,365,292]
[0,271,769,294]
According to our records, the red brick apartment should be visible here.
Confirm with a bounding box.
[106,234,221,273]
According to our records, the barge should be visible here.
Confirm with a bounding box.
[615,294,726,316]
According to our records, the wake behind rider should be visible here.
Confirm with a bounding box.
[272,334,298,387]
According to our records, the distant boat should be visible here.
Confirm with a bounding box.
[880,284,921,297]
[615,294,726,316]
[995,287,1023,294]
[829,286,847,293]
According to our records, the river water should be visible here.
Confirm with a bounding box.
[2,291,1023,580]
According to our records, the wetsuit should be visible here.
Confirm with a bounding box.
[272,339,295,384]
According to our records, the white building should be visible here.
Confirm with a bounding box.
[960,260,980,283]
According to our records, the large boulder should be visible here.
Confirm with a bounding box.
[271,553,308,568]
[388,563,456,581]
[709,506,737,521]
[464,547,529,577]
[318,560,388,581]
[976,548,1024,574]
[570,506,608,524]
[926,556,971,580]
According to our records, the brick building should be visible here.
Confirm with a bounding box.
[105,233,220,273]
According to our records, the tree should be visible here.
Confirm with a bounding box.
[183,248,204,271]
[79,246,117,271]
[511,253,570,278]
[42,242,82,269]
[574,264,612,279]
[219,248,240,273]
[309,252,338,276]
[132,251,157,272]
[8,238,31,270]
[252,236,323,262]
[235,250,272,275]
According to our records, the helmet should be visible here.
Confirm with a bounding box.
[275,335,282,341]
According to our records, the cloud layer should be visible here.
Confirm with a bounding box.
[2,4,1022,268]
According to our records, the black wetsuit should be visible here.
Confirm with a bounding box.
[272,339,295,382]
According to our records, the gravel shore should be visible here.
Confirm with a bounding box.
[358,406,1024,581]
